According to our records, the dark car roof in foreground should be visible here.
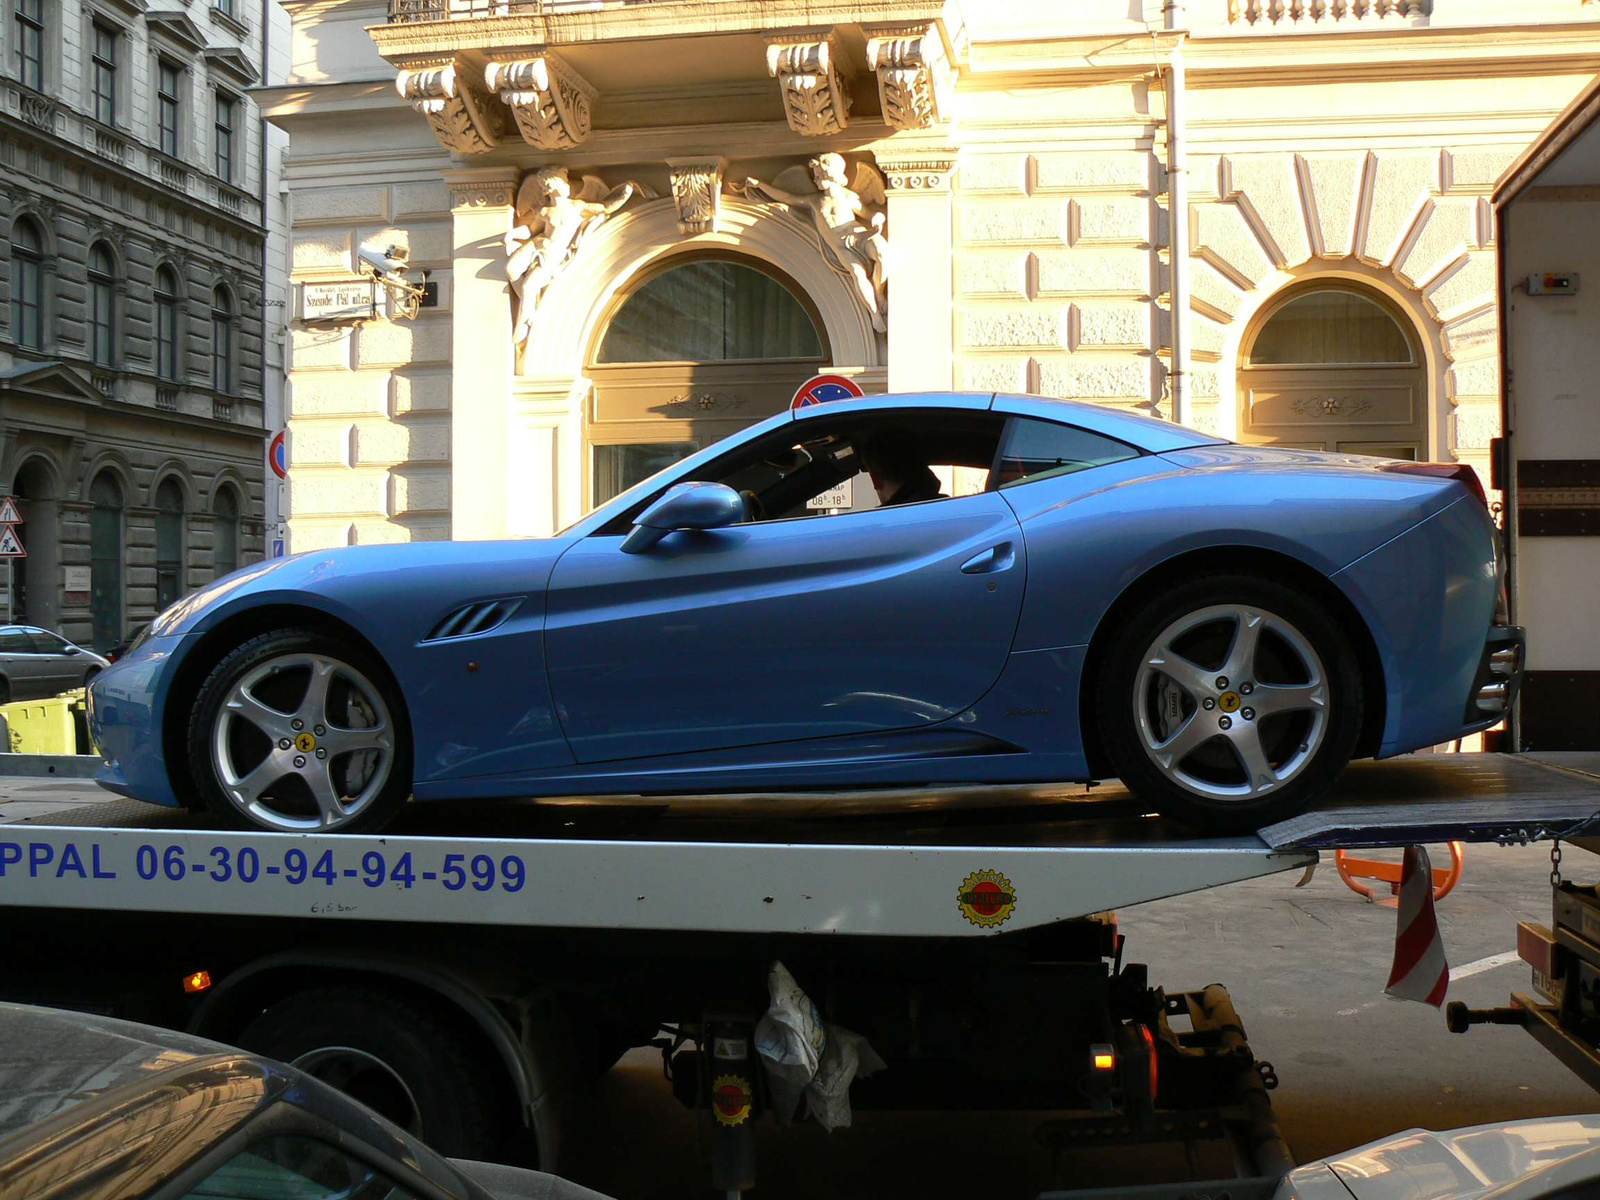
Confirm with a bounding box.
[0,1002,245,1144]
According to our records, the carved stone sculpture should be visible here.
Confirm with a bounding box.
[732,154,888,333]
[505,167,655,349]
[485,54,595,151]
[865,24,955,131]
[395,60,500,155]
[668,158,727,235]
[765,34,850,137]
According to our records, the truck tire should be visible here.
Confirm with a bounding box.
[1097,572,1362,833]
[235,985,509,1160]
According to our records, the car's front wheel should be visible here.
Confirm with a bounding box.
[187,628,411,833]
[1097,574,1362,833]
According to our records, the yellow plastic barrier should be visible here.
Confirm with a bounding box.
[0,694,79,755]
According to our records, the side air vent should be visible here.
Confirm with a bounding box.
[423,598,523,642]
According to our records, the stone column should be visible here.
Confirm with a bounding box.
[443,170,520,541]
[876,148,958,393]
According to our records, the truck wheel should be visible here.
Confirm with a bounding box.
[187,628,410,833]
[1097,573,1362,833]
[236,986,508,1160]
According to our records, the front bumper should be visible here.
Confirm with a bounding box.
[1462,624,1525,731]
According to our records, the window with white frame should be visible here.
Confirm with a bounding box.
[91,22,117,125]
[10,219,44,349]
[87,242,116,366]
[15,0,45,91]
[214,91,235,182]
[157,60,181,157]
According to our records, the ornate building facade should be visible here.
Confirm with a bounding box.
[262,0,1600,549]
[0,0,284,648]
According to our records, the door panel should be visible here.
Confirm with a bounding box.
[545,492,1026,762]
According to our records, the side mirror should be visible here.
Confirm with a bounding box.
[621,481,746,554]
[64,645,80,655]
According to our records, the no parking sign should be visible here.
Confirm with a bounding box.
[791,374,864,410]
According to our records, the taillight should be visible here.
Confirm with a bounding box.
[1378,461,1488,507]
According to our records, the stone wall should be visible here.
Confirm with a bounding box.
[287,174,454,548]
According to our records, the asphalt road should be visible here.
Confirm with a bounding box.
[5,779,1597,1199]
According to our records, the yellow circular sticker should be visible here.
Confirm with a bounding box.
[294,732,317,752]
[712,1074,753,1127]
[1218,691,1241,713]
[958,869,1017,929]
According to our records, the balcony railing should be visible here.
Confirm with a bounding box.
[156,387,179,411]
[1230,0,1428,24]
[212,397,235,422]
[388,0,640,23]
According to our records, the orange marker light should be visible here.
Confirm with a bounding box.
[182,970,213,994]
[1090,1044,1116,1072]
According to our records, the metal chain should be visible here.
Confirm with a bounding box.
[1552,839,1563,889]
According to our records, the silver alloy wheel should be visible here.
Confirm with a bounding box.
[291,1045,423,1135]
[1133,603,1329,803]
[211,652,394,831]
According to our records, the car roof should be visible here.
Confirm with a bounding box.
[0,1002,243,1143]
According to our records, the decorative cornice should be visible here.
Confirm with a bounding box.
[864,22,956,131]
[445,176,519,210]
[765,31,850,137]
[395,59,501,155]
[667,156,727,234]
[484,52,595,150]
[144,10,208,53]
[204,46,260,87]
[872,147,958,192]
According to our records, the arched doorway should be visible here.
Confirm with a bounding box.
[11,458,58,629]
[1237,282,1428,459]
[584,253,830,508]
[89,472,124,650]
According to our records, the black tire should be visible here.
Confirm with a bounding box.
[82,667,100,688]
[186,627,411,834]
[1097,573,1363,833]
[235,985,510,1161]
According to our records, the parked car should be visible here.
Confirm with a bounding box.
[103,620,149,665]
[0,625,108,703]
[0,1001,609,1200]
[1277,1114,1600,1199]
[87,392,1522,835]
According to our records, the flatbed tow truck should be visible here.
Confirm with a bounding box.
[4,752,1600,1197]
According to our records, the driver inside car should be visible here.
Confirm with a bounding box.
[858,434,944,507]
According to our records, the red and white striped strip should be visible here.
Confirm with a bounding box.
[1386,845,1450,1007]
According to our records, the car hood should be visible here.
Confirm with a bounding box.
[151,537,576,641]
[1278,1116,1600,1200]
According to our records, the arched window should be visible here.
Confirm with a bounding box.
[88,242,116,366]
[211,285,234,394]
[154,478,184,609]
[10,218,44,350]
[89,471,124,650]
[213,484,238,578]
[595,259,825,364]
[154,266,180,380]
[1238,281,1427,459]
[586,255,829,507]
[1246,287,1416,367]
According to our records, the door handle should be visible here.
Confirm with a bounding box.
[960,542,1016,575]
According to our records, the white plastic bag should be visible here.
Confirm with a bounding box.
[753,961,884,1131]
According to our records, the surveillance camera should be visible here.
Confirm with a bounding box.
[358,243,410,277]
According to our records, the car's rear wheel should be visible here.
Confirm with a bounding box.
[1097,574,1362,833]
[187,628,410,833]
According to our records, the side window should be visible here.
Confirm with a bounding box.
[182,1134,418,1200]
[713,412,1004,525]
[994,417,1140,489]
[0,628,35,654]
[27,629,67,654]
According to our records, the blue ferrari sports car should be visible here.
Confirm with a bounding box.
[88,391,1522,835]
